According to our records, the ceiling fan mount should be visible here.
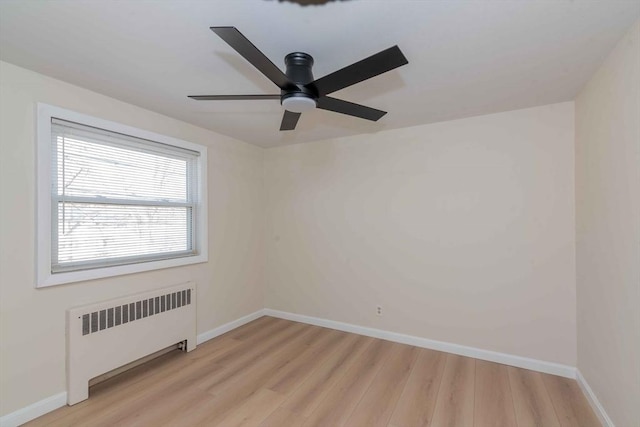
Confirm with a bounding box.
[281,52,318,112]
[189,27,408,131]
[283,52,316,87]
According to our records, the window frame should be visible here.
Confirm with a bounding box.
[36,103,208,288]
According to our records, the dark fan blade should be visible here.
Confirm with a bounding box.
[316,97,387,121]
[306,45,408,97]
[211,27,294,90]
[280,110,301,131]
[188,95,280,100]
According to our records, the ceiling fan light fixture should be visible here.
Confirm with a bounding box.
[282,93,317,113]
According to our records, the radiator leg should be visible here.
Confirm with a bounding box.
[67,377,89,405]
[186,337,196,352]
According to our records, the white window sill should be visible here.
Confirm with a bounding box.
[37,254,208,288]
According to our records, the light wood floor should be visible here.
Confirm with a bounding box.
[27,316,600,427]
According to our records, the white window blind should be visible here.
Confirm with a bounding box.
[51,118,200,273]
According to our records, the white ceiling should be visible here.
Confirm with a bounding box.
[1,0,638,148]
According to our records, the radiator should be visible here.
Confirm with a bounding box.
[66,282,197,405]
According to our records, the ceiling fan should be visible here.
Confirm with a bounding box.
[189,27,408,131]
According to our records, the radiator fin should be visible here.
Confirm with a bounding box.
[79,289,192,336]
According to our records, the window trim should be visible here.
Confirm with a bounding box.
[36,103,208,288]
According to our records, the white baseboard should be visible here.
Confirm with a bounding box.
[576,369,615,427]
[0,392,67,427]
[196,309,265,344]
[264,308,576,379]
[0,310,265,427]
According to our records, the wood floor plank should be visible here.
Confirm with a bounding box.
[216,388,287,427]
[389,348,446,427]
[344,343,419,427]
[191,321,309,392]
[190,324,324,425]
[259,407,308,427]
[508,367,561,427]
[301,339,393,427]
[430,354,475,427]
[208,320,301,367]
[112,384,211,427]
[298,323,337,347]
[282,334,373,416]
[474,360,517,427]
[265,328,348,394]
[183,336,245,362]
[542,373,601,427]
[154,389,219,427]
[223,316,279,341]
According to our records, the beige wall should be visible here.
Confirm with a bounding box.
[265,102,577,366]
[575,20,640,427]
[0,61,264,416]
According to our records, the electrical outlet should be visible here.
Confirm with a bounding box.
[376,306,383,316]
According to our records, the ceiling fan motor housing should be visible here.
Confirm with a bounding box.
[282,52,317,111]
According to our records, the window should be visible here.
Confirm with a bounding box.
[37,104,207,287]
